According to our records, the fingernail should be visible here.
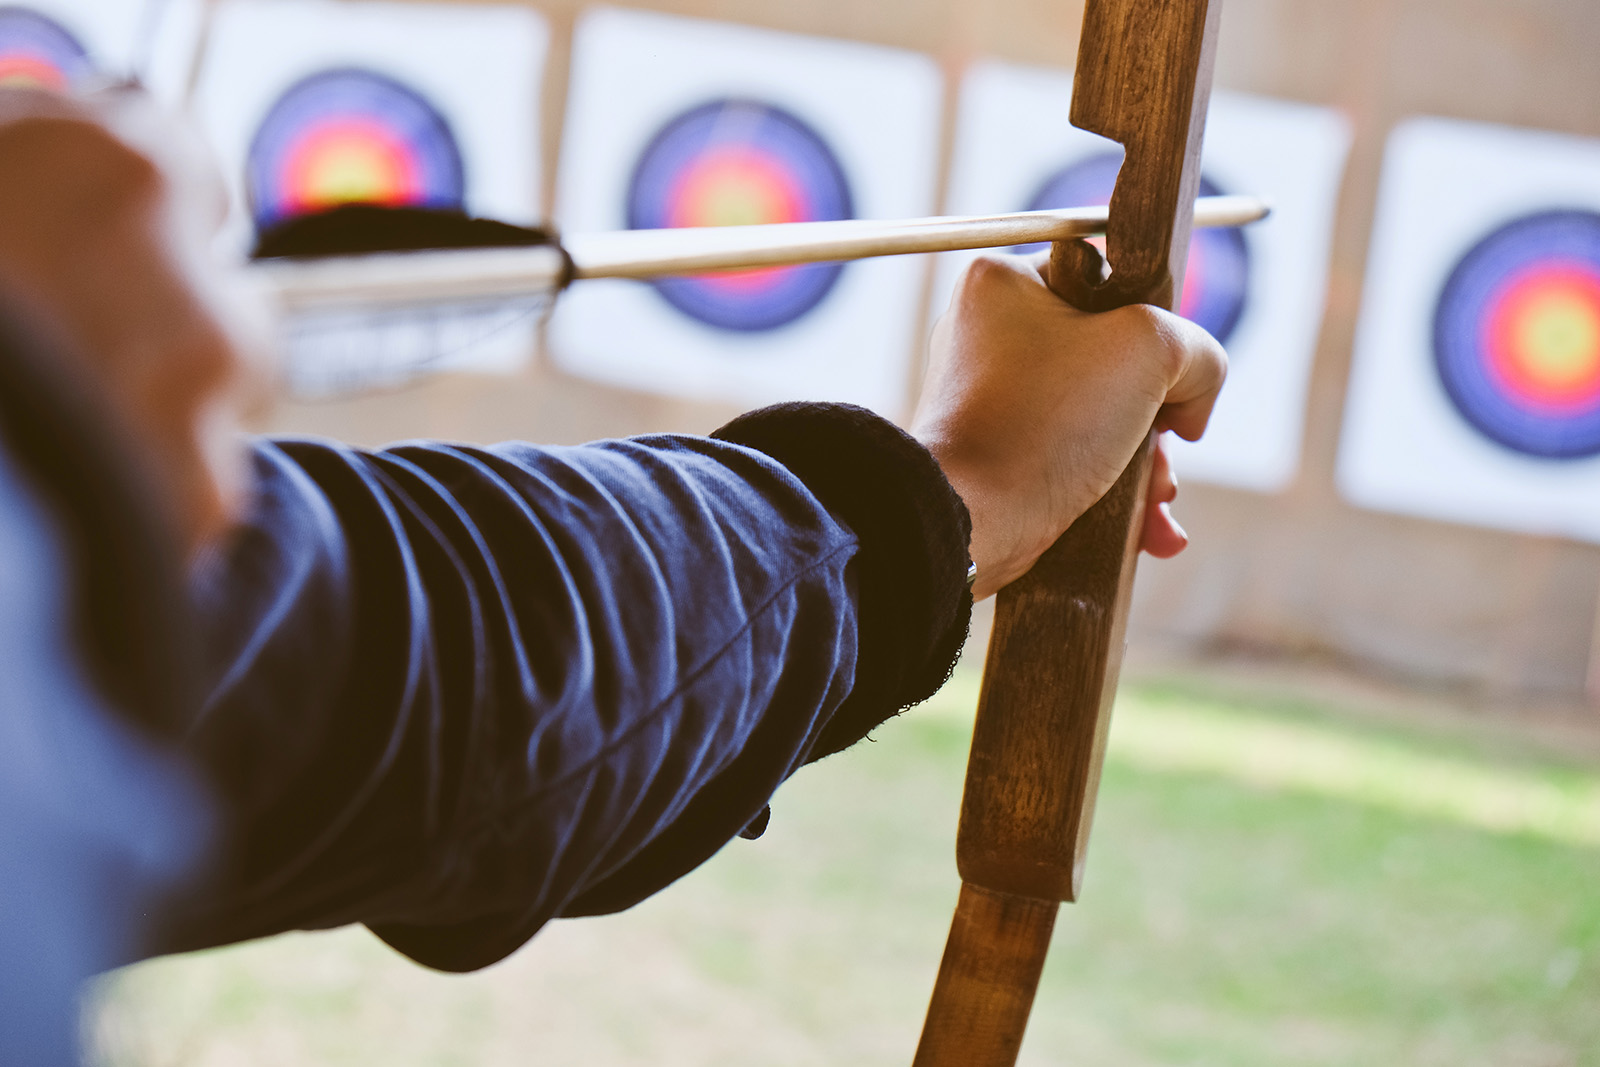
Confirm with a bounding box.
[1164,503,1187,541]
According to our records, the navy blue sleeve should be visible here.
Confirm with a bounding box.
[176,404,970,972]
[0,296,209,1066]
[0,447,205,1067]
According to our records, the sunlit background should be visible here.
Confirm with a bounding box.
[5,0,1599,1062]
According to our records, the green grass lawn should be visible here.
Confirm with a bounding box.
[88,671,1600,1066]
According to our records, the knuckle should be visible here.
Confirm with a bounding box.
[957,253,1011,295]
[1109,303,1188,375]
[957,252,1039,302]
[1106,302,1167,337]
[1210,343,1230,386]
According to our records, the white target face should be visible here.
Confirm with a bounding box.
[1338,117,1600,542]
[936,61,1351,493]
[549,8,944,418]
[192,0,548,394]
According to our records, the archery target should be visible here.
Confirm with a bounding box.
[551,8,942,416]
[1339,119,1600,542]
[192,0,547,393]
[246,68,467,230]
[1433,211,1600,459]
[1013,152,1252,345]
[0,1,199,98]
[625,98,854,333]
[0,7,92,89]
[938,61,1351,492]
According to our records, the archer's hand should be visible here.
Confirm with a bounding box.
[913,252,1227,601]
[0,87,270,553]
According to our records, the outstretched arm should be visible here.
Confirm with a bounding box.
[0,89,1225,976]
[177,406,971,972]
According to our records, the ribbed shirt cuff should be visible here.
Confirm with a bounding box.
[713,402,973,761]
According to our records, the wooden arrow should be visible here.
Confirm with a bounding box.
[255,196,1263,313]
[912,2,1225,1065]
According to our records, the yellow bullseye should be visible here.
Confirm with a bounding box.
[304,143,403,207]
[284,123,418,216]
[695,173,781,227]
[673,152,799,229]
[1509,289,1600,392]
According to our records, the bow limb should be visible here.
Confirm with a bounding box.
[912,3,1224,1065]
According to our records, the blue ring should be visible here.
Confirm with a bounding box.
[247,68,466,232]
[0,6,94,88]
[1016,150,1251,345]
[626,99,854,333]
[1433,209,1600,460]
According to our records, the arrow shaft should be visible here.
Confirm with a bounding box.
[258,195,1264,314]
[569,195,1261,279]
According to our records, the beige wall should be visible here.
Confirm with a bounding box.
[258,0,1600,703]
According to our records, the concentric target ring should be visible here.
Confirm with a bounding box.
[1016,150,1251,345]
[0,6,93,91]
[626,98,855,333]
[1433,210,1600,459]
[247,68,466,232]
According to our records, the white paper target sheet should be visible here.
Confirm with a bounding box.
[1338,117,1600,542]
[192,0,548,394]
[550,7,944,417]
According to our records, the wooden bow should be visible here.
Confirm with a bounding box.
[912,2,1224,1064]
